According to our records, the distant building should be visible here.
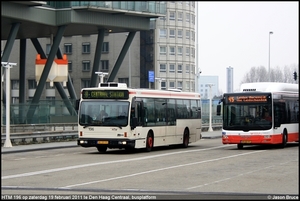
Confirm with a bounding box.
[198,76,219,98]
[226,66,234,93]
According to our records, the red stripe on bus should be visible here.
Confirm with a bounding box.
[222,132,299,145]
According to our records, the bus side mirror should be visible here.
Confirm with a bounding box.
[216,105,221,116]
[131,117,138,130]
[75,99,80,110]
[274,117,281,128]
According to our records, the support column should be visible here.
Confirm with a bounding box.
[26,25,66,123]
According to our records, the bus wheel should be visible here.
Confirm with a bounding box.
[280,131,287,148]
[237,144,243,149]
[182,129,189,148]
[146,132,153,152]
[97,146,107,153]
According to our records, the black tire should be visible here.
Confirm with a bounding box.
[97,146,107,153]
[237,144,243,149]
[280,131,287,148]
[182,129,189,148]
[145,132,153,152]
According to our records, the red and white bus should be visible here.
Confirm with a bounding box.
[77,82,202,153]
[217,82,299,149]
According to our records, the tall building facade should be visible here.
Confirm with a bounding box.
[151,1,197,92]
[226,66,234,93]
[140,1,196,91]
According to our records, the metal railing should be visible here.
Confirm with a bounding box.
[1,123,78,145]
[1,123,77,133]
[1,123,222,146]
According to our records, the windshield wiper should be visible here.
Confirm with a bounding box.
[82,123,98,128]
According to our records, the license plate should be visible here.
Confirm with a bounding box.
[241,140,251,143]
[97,141,108,144]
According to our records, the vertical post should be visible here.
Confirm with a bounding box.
[2,62,17,147]
[155,78,164,90]
[268,31,273,81]
[208,83,214,132]
[195,2,199,93]
[125,33,132,87]
[129,45,131,87]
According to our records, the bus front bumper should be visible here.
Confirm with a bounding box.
[77,138,136,148]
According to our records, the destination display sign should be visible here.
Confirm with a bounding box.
[82,90,129,99]
[226,95,270,103]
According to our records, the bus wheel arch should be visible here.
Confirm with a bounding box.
[146,130,154,152]
[182,128,190,148]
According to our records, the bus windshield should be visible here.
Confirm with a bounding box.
[223,103,273,131]
[79,101,129,127]
[222,93,273,131]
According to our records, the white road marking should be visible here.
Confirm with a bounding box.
[64,149,265,188]
[2,145,229,180]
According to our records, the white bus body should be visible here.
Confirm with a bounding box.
[77,83,202,153]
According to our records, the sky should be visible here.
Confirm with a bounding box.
[197,1,299,93]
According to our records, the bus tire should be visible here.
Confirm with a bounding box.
[146,132,154,152]
[280,131,287,149]
[237,144,243,149]
[182,129,189,148]
[97,146,107,153]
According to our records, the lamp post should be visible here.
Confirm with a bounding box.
[268,31,273,82]
[125,34,131,87]
[2,62,17,147]
[207,83,214,132]
[155,77,164,90]
[128,45,131,87]
[195,70,202,93]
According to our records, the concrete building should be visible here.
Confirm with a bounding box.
[226,66,234,93]
[149,1,197,92]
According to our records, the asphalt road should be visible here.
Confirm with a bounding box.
[1,132,298,199]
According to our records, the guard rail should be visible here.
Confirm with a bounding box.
[1,123,222,146]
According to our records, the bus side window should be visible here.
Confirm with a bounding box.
[230,106,236,125]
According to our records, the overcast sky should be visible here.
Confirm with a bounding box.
[197,1,299,93]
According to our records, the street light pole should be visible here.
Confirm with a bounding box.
[195,70,202,93]
[208,83,214,132]
[155,78,164,90]
[129,45,131,87]
[125,33,131,87]
[268,31,273,82]
[2,62,17,147]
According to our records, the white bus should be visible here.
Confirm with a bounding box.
[77,82,202,153]
[217,82,299,149]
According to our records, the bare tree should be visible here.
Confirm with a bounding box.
[241,64,298,85]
